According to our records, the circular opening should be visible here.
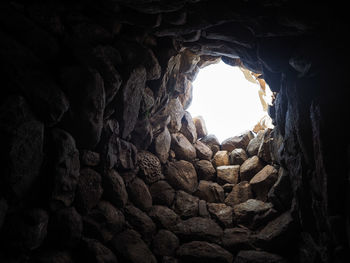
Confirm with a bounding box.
[188,60,274,142]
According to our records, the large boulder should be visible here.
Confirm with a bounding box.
[165,160,198,193]
[213,151,230,167]
[225,181,253,207]
[221,131,254,152]
[200,134,220,155]
[149,180,175,207]
[171,133,197,161]
[194,160,216,181]
[180,111,197,143]
[240,156,264,182]
[194,141,213,160]
[229,148,248,165]
[250,165,278,201]
[176,241,233,263]
[195,180,225,203]
[172,217,223,243]
[152,126,171,163]
[127,177,153,212]
[217,165,240,185]
[148,205,180,230]
[110,229,157,263]
[167,98,185,133]
[174,190,199,218]
[207,203,233,228]
[233,199,273,226]
[193,116,208,139]
[137,150,163,184]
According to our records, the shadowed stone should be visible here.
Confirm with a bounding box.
[165,160,198,193]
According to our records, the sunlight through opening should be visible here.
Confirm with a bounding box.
[188,60,274,143]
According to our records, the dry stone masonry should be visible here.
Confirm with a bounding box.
[0,1,349,263]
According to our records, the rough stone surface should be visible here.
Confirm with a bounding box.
[229,148,248,165]
[213,151,230,167]
[246,130,265,156]
[250,165,279,201]
[234,250,286,263]
[165,160,198,193]
[194,140,213,160]
[257,129,273,163]
[177,241,233,263]
[233,199,273,226]
[207,203,233,227]
[127,177,153,211]
[221,131,254,152]
[194,160,216,181]
[102,169,128,208]
[167,98,185,133]
[150,180,175,207]
[153,126,171,163]
[148,205,180,230]
[180,111,197,143]
[224,181,253,207]
[217,165,240,185]
[222,227,254,252]
[152,230,179,256]
[195,180,225,203]
[174,190,199,218]
[172,217,223,243]
[80,150,100,167]
[110,229,157,263]
[198,200,210,218]
[193,116,208,139]
[137,150,163,184]
[77,238,118,263]
[171,132,197,161]
[200,134,220,155]
[240,156,264,182]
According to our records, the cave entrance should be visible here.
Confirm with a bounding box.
[188,60,274,143]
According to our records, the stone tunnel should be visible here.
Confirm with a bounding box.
[0,1,349,262]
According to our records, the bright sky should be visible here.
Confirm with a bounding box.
[188,60,272,143]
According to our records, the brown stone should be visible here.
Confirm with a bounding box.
[194,180,225,203]
[229,148,248,165]
[200,134,220,155]
[127,177,152,212]
[137,150,163,184]
[258,128,273,163]
[217,165,240,184]
[233,199,273,225]
[102,169,128,208]
[153,127,171,163]
[207,203,233,227]
[80,150,100,167]
[171,132,196,161]
[194,160,216,181]
[246,130,264,156]
[152,229,179,256]
[240,156,264,182]
[148,205,180,230]
[167,98,185,133]
[149,180,175,207]
[193,116,208,139]
[224,181,253,207]
[212,151,230,167]
[180,111,197,143]
[165,160,198,193]
[222,228,254,252]
[194,140,213,160]
[174,190,199,218]
[234,250,287,263]
[221,131,254,152]
[250,165,278,201]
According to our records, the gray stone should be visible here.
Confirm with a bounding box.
[258,129,273,163]
[153,127,171,163]
[200,134,220,155]
[195,180,225,203]
[193,116,208,139]
[165,160,198,193]
[217,165,240,185]
[171,132,197,161]
[221,131,254,152]
[246,130,264,156]
[240,156,264,182]
[233,199,273,226]
[250,165,278,201]
[194,140,213,160]
[180,111,197,143]
[224,181,253,207]
[167,98,185,133]
[194,160,216,181]
[177,241,233,263]
[174,190,199,218]
[229,148,248,165]
[207,203,233,227]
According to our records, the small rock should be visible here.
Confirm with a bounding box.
[222,228,254,252]
[137,150,163,184]
[240,156,264,182]
[150,180,175,207]
[180,111,197,143]
[224,181,253,207]
[165,160,198,193]
[125,204,156,242]
[110,229,157,263]
[148,205,180,230]
[174,190,199,218]
[246,130,265,156]
[83,201,125,243]
[102,169,128,208]
[217,165,240,184]
[153,126,171,163]
[194,140,213,160]
[152,230,179,256]
[200,134,220,155]
[213,151,230,167]
[171,132,197,161]
[193,116,208,138]
[233,199,273,226]
[250,165,278,201]
[234,250,287,263]
[198,200,210,218]
[127,177,152,212]
[195,180,225,203]
[194,160,216,181]
[172,217,223,243]
[207,203,233,227]
[221,131,254,152]
[75,168,103,214]
[177,241,233,263]
[80,150,100,167]
[229,148,248,165]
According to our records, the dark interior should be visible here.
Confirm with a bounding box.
[0,1,349,262]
